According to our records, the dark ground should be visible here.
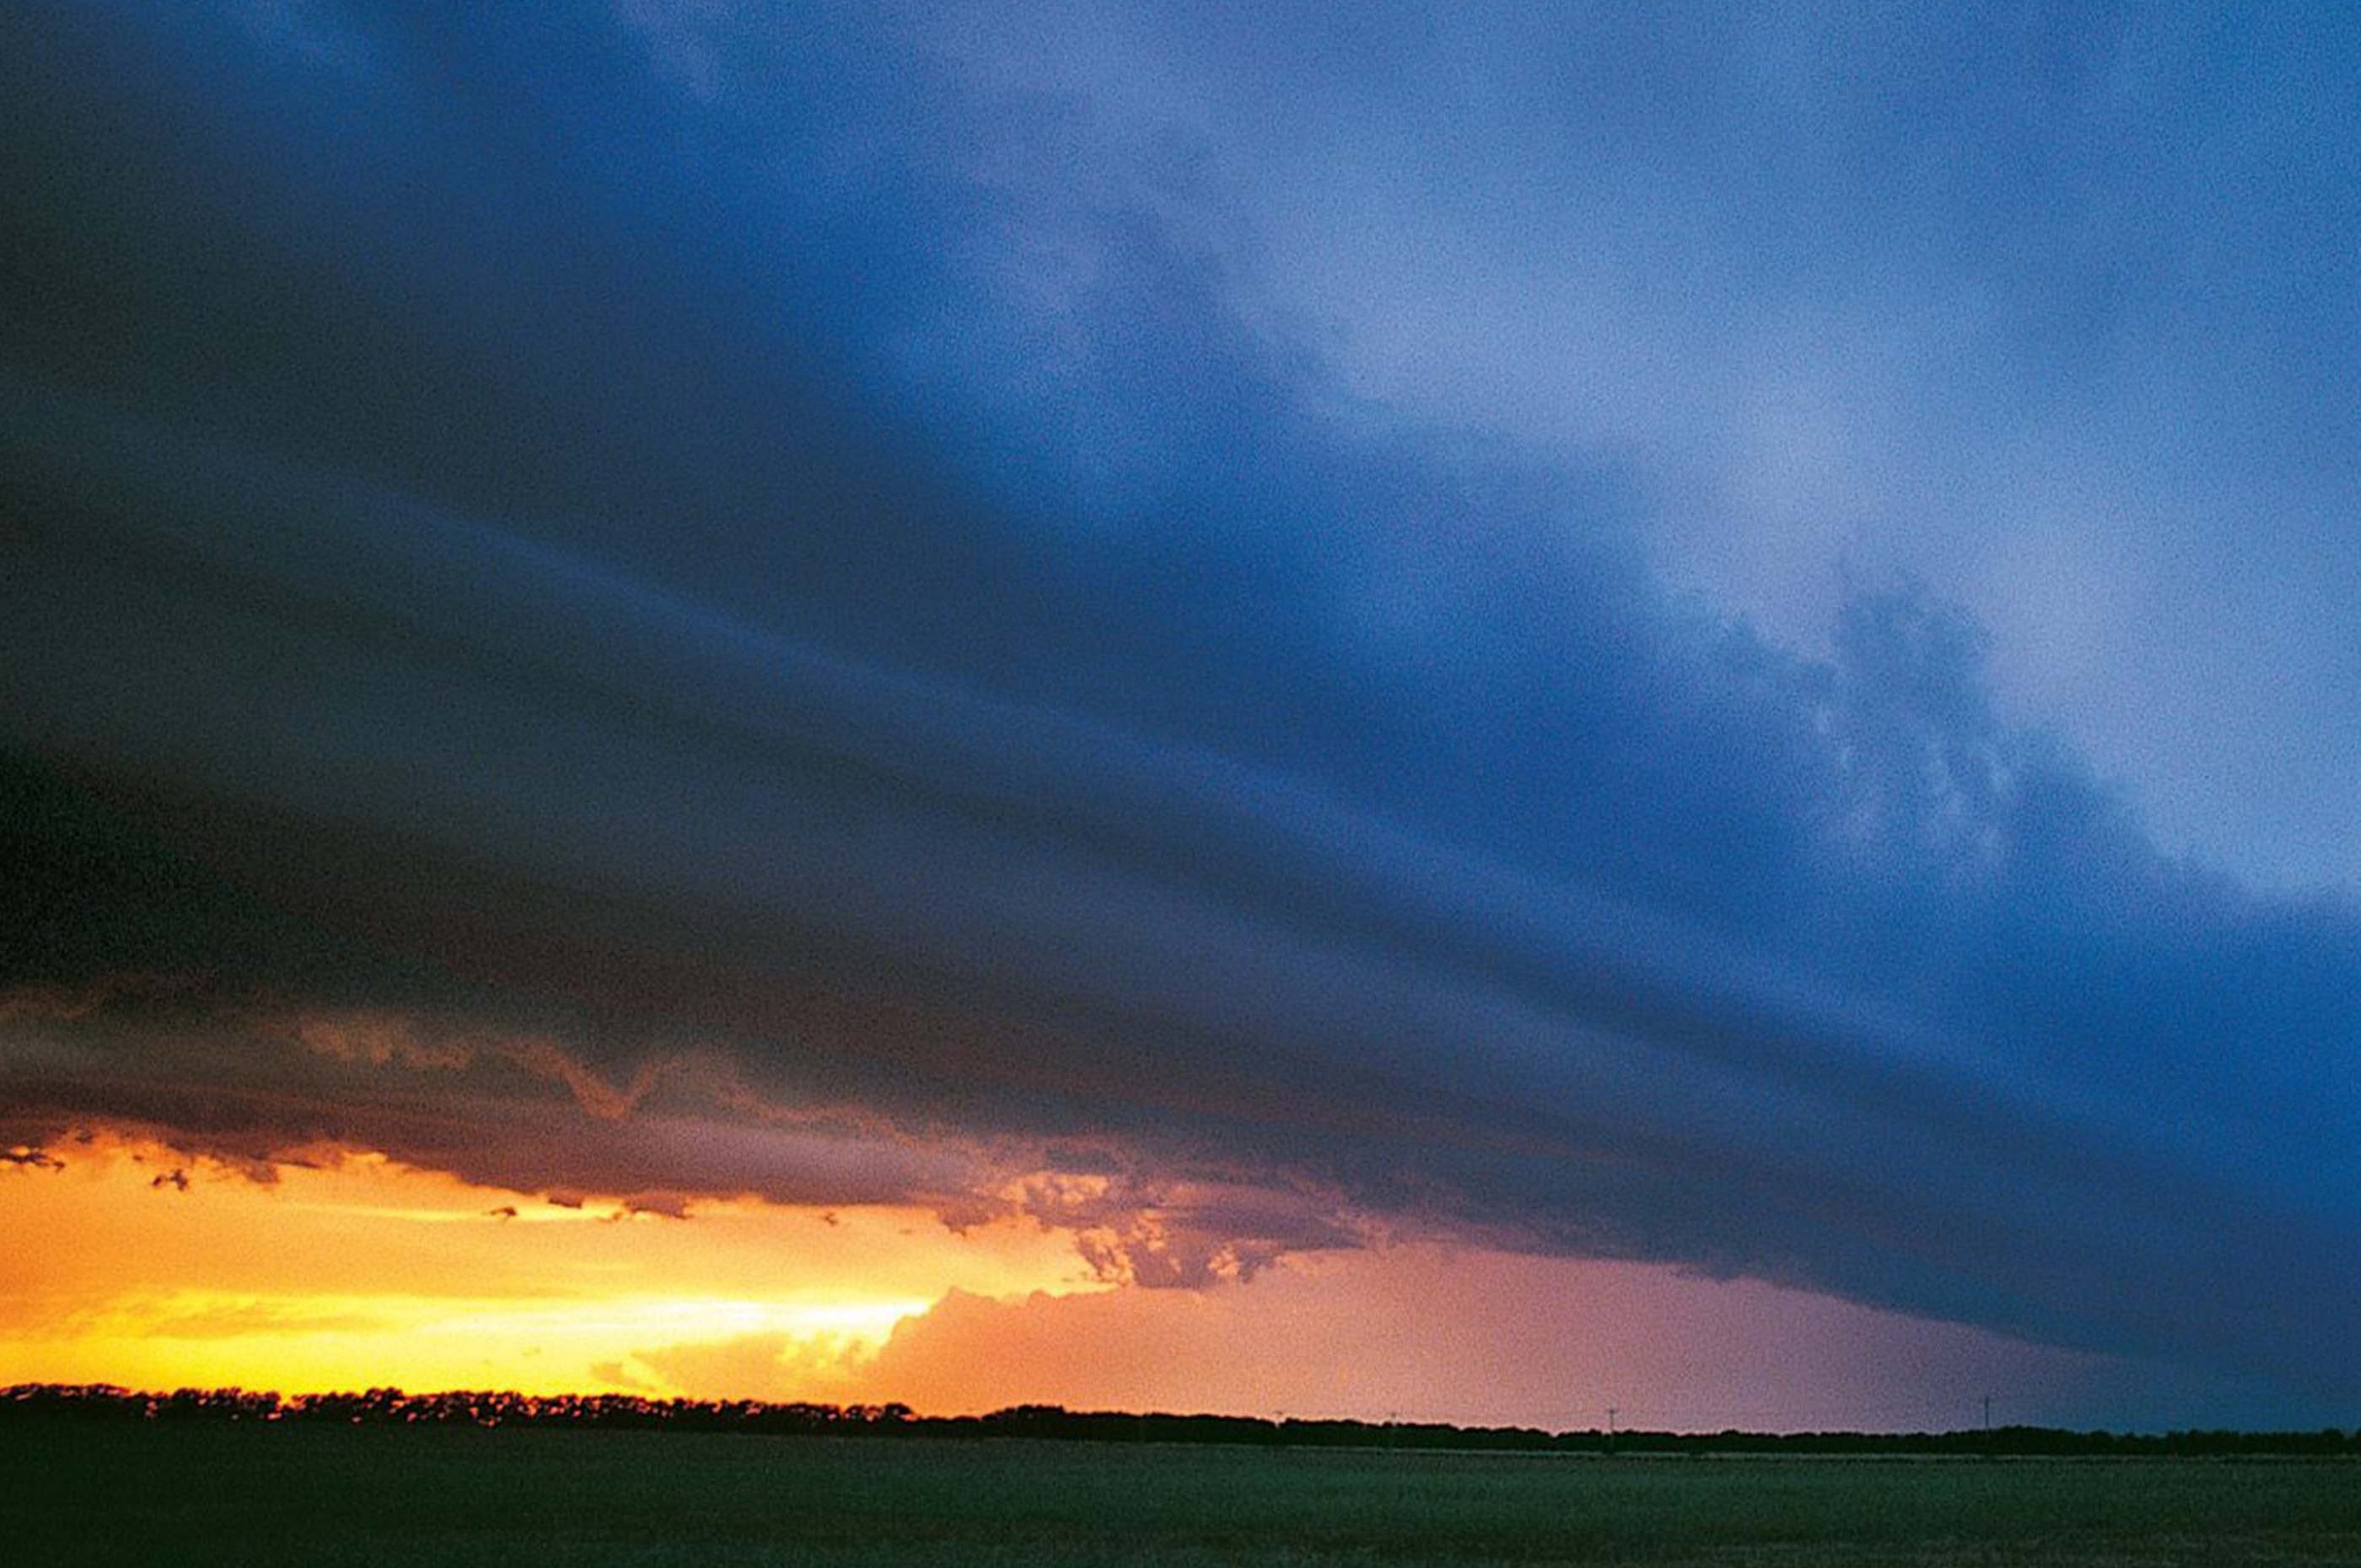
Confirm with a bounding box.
[9,1421,2359,1565]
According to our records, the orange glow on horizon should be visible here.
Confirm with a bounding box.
[0,1132,1102,1397]
[5,1132,2112,1431]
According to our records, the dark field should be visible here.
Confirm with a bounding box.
[9,1423,2359,1566]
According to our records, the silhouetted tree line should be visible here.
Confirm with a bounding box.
[5,1384,2354,1456]
[0,1384,912,1434]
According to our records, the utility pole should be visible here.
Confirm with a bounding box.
[1982,1394,1992,1432]
[1606,1406,1618,1453]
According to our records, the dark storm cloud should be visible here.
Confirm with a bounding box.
[5,3,2358,1405]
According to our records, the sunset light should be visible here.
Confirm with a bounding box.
[0,1134,1087,1399]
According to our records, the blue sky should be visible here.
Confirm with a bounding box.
[4,2,2358,1426]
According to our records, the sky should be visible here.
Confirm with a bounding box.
[2,1,2357,1431]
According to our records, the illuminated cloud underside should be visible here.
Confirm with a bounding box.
[10,1134,2291,1431]
[0,1135,1083,1399]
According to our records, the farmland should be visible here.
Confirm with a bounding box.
[10,1420,2359,1565]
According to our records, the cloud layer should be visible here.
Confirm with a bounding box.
[5,3,2358,1412]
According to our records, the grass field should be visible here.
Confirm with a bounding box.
[10,1423,2359,1565]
